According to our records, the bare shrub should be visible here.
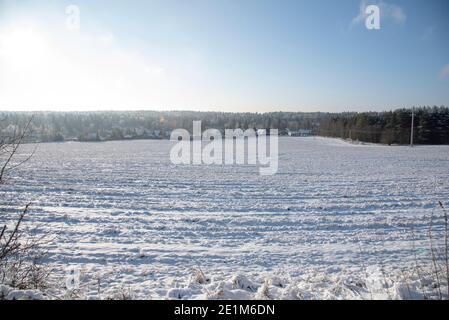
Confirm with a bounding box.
[428,201,449,299]
[0,116,51,296]
[403,201,449,300]
[190,266,210,285]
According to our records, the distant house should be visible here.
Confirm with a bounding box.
[135,127,145,136]
[89,133,98,140]
[2,124,19,136]
[288,129,312,137]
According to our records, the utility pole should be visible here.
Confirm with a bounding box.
[410,107,415,148]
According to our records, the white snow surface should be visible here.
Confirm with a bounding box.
[1,137,449,299]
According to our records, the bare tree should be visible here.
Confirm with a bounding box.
[0,117,34,185]
[0,116,51,296]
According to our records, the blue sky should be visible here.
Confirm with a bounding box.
[0,0,448,112]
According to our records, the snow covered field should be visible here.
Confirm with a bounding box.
[1,137,449,299]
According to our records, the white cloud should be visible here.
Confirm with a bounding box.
[439,63,449,79]
[351,0,406,29]
[351,0,370,27]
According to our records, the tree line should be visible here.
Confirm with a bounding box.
[0,106,448,144]
[315,106,449,145]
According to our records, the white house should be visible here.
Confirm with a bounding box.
[288,129,312,137]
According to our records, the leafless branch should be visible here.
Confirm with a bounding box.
[0,116,34,184]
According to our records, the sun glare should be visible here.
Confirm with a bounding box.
[0,28,48,67]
